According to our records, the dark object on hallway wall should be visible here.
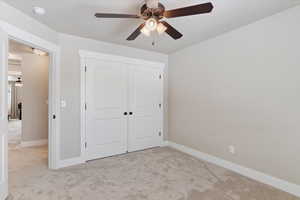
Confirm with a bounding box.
[18,102,22,120]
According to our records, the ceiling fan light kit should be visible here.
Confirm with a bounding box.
[157,23,167,35]
[145,18,158,31]
[141,26,151,36]
[94,0,214,42]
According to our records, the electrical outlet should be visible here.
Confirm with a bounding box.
[228,145,235,154]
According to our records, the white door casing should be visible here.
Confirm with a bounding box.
[0,27,8,200]
[0,21,61,172]
[85,59,128,160]
[127,65,163,152]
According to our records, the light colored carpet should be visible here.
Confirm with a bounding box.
[8,120,22,144]
[8,145,300,200]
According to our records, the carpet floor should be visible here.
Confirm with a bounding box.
[7,145,299,200]
[8,120,22,144]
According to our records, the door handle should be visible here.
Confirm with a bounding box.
[129,112,133,115]
[124,112,128,115]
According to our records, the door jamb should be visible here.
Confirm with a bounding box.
[0,20,61,169]
[79,50,165,162]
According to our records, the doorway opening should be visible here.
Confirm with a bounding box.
[7,40,50,181]
[7,40,49,147]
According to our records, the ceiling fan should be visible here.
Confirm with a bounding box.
[95,0,214,41]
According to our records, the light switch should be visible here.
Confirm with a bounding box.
[61,100,67,108]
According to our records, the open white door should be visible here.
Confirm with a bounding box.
[127,65,163,152]
[85,59,128,160]
[0,28,8,200]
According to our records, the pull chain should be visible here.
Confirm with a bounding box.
[152,31,156,46]
[152,9,155,46]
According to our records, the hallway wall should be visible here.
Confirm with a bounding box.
[21,53,49,142]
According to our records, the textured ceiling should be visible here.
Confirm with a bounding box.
[3,0,299,53]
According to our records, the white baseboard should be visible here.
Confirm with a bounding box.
[0,180,8,200]
[20,139,48,147]
[58,157,85,168]
[166,141,300,198]
[161,140,169,147]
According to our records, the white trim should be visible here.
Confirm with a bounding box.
[48,47,61,170]
[58,157,86,169]
[0,20,61,169]
[0,181,7,200]
[0,27,8,200]
[20,139,48,147]
[80,50,165,162]
[0,21,58,52]
[161,140,169,147]
[79,50,165,69]
[167,141,300,198]
[80,55,86,162]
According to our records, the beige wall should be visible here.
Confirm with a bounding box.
[168,6,300,185]
[21,54,49,142]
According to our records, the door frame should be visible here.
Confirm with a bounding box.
[79,50,165,161]
[0,20,61,170]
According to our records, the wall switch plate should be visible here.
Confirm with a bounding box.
[61,100,67,108]
[229,145,236,154]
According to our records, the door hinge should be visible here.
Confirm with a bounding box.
[85,142,87,149]
[85,65,87,72]
[159,74,162,79]
[85,103,87,110]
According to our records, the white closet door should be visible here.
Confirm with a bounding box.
[0,28,8,200]
[128,65,163,152]
[85,59,127,160]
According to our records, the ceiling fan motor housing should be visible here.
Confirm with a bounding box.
[141,3,165,20]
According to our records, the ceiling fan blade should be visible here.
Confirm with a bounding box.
[164,2,213,18]
[127,23,146,41]
[161,21,183,40]
[95,13,140,18]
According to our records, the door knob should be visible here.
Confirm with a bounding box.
[129,112,133,115]
[124,112,128,115]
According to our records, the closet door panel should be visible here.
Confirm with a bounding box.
[85,59,127,160]
[128,65,163,152]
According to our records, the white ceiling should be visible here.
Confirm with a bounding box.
[3,0,299,53]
